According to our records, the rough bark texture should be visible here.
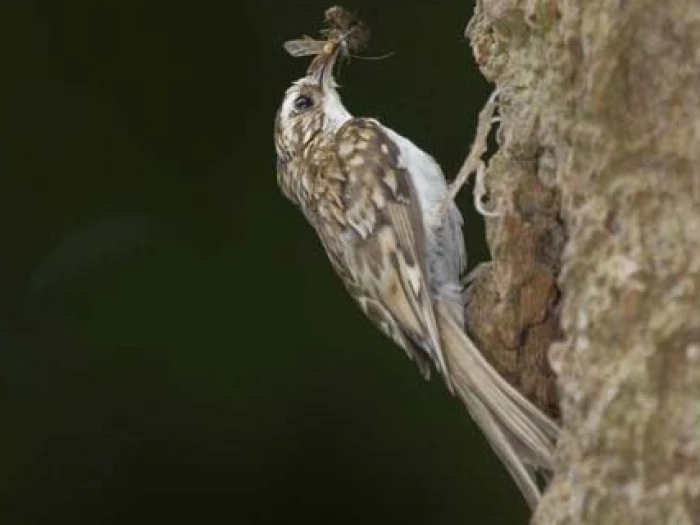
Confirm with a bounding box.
[465,0,700,522]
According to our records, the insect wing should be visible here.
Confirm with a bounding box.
[283,37,326,57]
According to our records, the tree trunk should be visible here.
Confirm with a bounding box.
[464,0,700,522]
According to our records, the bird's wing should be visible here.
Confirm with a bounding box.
[311,119,558,509]
[319,118,448,378]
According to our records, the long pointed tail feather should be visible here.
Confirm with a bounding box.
[434,301,559,509]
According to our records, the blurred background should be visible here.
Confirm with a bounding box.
[1,1,527,523]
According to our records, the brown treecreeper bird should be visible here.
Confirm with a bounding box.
[274,10,558,509]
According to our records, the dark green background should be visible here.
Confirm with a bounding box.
[2,1,527,523]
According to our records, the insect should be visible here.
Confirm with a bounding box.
[274,9,558,509]
[284,6,370,74]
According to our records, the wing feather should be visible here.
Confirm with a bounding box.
[327,119,449,378]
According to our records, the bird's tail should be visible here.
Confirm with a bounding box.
[434,301,559,509]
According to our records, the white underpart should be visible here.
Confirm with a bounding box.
[379,124,467,323]
[322,86,352,131]
[381,127,450,228]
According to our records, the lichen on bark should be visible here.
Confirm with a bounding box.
[465,0,700,522]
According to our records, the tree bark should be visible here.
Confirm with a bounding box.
[464,0,700,522]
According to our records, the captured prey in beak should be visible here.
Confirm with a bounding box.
[310,43,340,86]
[273,6,559,510]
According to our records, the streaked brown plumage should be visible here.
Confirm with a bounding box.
[274,34,558,509]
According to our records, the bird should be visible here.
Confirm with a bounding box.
[273,37,558,509]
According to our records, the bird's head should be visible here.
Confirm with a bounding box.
[274,41,351,171]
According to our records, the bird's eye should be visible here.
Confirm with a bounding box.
[293,94,314,111]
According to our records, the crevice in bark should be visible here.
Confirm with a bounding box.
[464,0,700,522]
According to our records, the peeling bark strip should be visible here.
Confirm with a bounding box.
[462,19,564,418]
[467,0,700,522]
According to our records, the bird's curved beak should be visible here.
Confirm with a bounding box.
[307,41,341,90]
